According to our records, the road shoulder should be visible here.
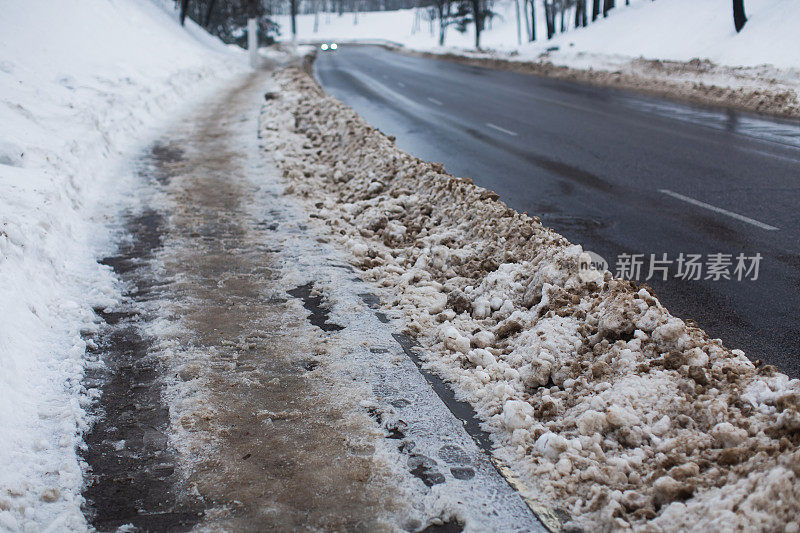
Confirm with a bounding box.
[373,43,800,120]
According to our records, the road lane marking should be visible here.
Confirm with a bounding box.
[658,189,778,231]
[398,82,405,87]
[427,97,443,106]
[486,122,518,137]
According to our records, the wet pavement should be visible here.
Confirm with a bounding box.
[82,207,202,531]
[83,73,400,531]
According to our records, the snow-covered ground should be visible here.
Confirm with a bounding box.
[3,0,798,528]
[262,66,800,531]
[0,1,246,529]
[278,0,800,70]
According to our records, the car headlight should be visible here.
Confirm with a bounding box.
[330,43,338,50]
[320,43,329,51]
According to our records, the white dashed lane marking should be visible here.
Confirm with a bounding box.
[486,122,518,137]
[659,189,778,231]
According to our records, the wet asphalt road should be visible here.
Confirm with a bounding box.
[314,45,800,377]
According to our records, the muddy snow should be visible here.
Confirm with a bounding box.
[82,63,546,532]
[397,48,800,120]
[260,67,800,531]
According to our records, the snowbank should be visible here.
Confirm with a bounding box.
[526,0,800,71]
[277,0,800,70]
[260,67,800,530]
[0,1,245,529]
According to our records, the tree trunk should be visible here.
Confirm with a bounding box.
[523,0,531,41]
[574,0,587,27]
[603,0,614,18]
[438,1,450,46]
[591,0,600,21]
[471,0,482,49]
[291,0,298,37]
[544,1,555,39]
[529,0,536,41]
[733,0,747,32]
[179,0,190,26]
[202,0,216,27]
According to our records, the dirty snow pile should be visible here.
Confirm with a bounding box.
[259,67,800,530]
[0,1,245,530]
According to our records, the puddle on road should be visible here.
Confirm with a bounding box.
[623,96,800,150]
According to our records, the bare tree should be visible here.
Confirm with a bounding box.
[463,0,492,49]
[178,0,278,46]
[526,0,536,41]
[733,0,747,32]
[574,0,587,27]
[602,0,613,18]
[291,0,298,36]
[544,0,555,39]
[433,0,455,46]
[180,0,190,25]
[202,0,217,26]
[470,0,482,49]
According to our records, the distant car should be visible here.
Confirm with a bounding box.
[320,43,338,52]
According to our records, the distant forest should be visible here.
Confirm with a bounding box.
[176,0,748,50]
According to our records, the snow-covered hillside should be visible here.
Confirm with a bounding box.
[0,1,245,529]
[277,0,800,71]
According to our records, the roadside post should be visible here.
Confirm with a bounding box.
[248,18,258,68]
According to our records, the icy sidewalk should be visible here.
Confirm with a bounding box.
[261,67,800,531]
[81,68,545,531]
[0,1,246,529]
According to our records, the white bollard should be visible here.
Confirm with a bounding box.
[248,18,258,69]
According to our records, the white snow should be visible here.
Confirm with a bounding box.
[277,0,800,70]
[0,1,245,529]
